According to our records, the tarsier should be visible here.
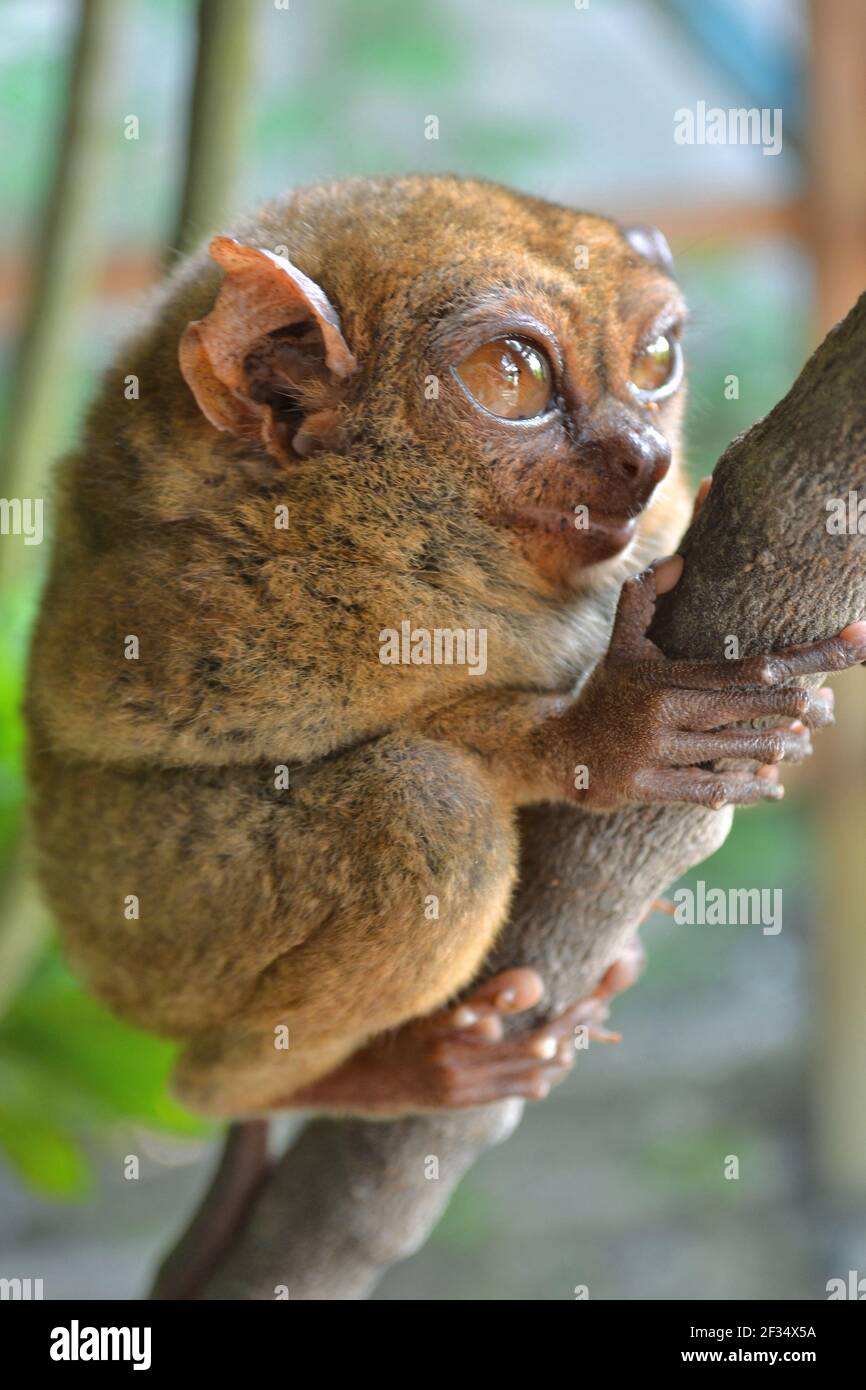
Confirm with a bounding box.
[26,176,866,1120]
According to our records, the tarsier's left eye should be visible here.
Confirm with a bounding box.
[628,332,682,402]
[453,336,554,420]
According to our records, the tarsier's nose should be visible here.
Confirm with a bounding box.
[617,420,672,490]
[577,400,672,506]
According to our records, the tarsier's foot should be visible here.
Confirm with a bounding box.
[290,961,640,1117]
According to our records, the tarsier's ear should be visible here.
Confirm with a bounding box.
[179,236,357,461]
[621,224,675,276]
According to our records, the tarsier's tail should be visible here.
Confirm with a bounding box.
[149,1121,270,1300]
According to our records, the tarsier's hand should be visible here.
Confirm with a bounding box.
[556,555,866,813]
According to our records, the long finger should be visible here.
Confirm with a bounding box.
[640,626,866,691]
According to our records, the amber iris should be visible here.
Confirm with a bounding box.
[629,333,678,396]
[455,336,553,420]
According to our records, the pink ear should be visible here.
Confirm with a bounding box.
[179,237,356,456]
[621,224,674,275]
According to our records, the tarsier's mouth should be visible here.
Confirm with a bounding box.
[489,505,639,560]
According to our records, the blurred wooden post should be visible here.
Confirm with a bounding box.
[808,0,866,1197]
[170,0,256,258]
[0,0,120,563]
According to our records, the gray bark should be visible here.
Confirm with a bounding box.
[201,291,866,1301]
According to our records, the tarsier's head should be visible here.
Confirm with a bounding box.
[179,175,686,594]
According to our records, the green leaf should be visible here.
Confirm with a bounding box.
[0,1108,90,1198]
[0,942,211,1197]
[0,579,37,834]
[1,972,207,1136]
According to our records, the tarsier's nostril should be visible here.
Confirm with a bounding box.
[605,425,671,498]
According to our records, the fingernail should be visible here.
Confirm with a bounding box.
[532,1037,558,1060]
[650,554,684,594]
[495,988,517,1009]
[453,1007,478,1028]
[790,720,805,734]
[590,1027,623,1044]
[840,621,866,646]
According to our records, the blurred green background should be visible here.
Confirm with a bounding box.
[1,0,864,1300]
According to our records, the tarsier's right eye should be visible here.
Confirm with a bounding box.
[453,336,554,420]
[628,332,682,402]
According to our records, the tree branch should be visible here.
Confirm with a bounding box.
[164,290,866,1301]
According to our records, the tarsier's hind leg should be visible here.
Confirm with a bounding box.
[173,735,521,1117]
[173,865,519,1118]
[174,952,644,1119]
[174,764,653,1121]
[173,1023,355,1118]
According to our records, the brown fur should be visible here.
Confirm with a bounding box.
[25,175,689,1115]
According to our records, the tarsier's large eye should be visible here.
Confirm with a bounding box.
[453,336,554,420]
[628,332,682,401]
